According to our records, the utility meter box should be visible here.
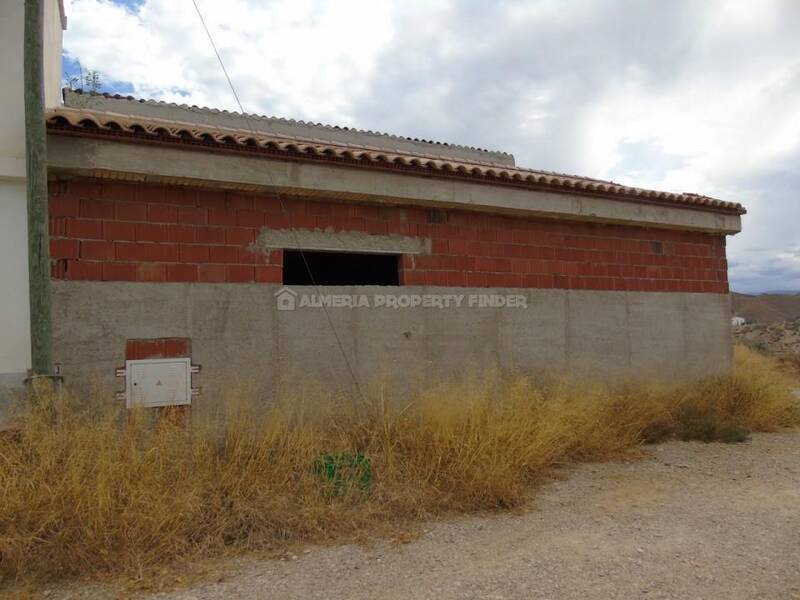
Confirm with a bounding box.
[124,358,192,408]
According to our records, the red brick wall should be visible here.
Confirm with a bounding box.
[125,337,191,360]
[48,180,729,293]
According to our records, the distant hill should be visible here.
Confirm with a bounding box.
[731,292,800,324]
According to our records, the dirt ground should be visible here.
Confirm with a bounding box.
[50,431,800,599]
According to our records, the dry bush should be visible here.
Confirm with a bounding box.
[778,353,800,378]
[671,346,800,442]
[0,345,797,584]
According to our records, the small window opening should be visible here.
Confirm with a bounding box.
[283,250,400,285]
[650,241,664,255]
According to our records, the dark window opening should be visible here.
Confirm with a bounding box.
[283,250,400,285]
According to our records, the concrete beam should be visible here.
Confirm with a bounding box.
[47,136,742,234]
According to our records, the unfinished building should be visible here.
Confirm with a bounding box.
[38,89,744,407]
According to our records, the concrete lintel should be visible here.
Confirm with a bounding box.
[47,136,742,234]
[254,228,430,254]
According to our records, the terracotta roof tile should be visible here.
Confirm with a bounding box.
[65,89,512,161]
[46,106,746,216]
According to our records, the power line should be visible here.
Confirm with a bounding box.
[190,0,247,121]
[190,0,366,404]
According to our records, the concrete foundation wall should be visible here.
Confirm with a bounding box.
[51,281,733,408]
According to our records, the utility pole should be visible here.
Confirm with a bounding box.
[24,0,53,378]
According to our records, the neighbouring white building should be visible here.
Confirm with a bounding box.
[0,0,65,399]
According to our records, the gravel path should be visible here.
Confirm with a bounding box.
[57,431,800,600]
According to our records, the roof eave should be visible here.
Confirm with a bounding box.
[44,109,746,218]
[46,132,744,235]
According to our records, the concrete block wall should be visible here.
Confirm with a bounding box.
[48,180,729,293]
[51,282,734,403]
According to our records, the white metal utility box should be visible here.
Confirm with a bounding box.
[123,358,194,409]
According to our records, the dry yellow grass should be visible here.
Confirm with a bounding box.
[0,345,797,585]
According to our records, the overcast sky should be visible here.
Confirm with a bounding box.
[61,0,800,294]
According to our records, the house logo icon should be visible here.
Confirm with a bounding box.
[274,286,298,311]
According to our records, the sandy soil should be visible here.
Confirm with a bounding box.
[49,431,800,600]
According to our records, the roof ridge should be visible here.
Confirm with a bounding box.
[66,89,513,158]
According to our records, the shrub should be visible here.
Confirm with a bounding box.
[742,339,771,355]
[672,345,800,441]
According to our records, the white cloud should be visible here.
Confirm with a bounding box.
[63,0,800,293]
[64,0,394,123]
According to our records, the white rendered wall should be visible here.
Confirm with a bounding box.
[0,181,32,386]
[0,1,64,399]
[0,2,31,389]
[0,0,64,393]
[43,0,65,108]
[0,2,26,181]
